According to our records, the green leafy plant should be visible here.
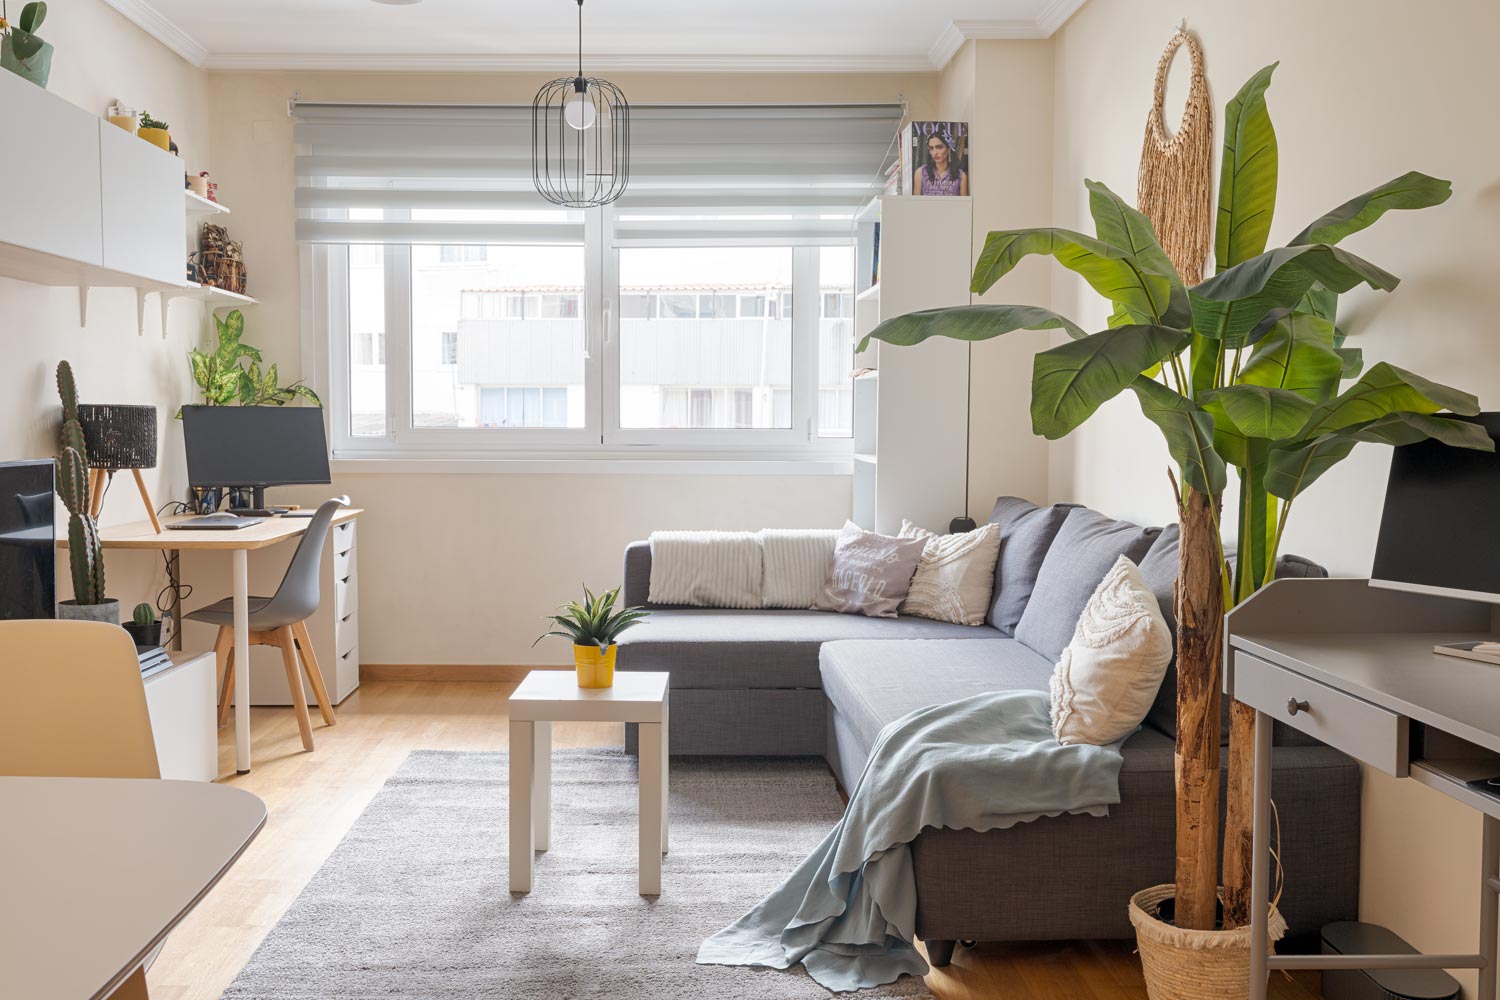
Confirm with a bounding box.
[138,110,169,132]
[132,602,156,626]
[55,361,107,606]
[182,309,321,414]
[534,585,650,651]
[861,62,1493,931]
[4,1,46,57]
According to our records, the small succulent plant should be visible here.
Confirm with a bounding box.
[132,602,156,626]
[534,585,649,651]
[138,110,169,132]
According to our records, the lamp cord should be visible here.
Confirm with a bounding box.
[577,0,584,78]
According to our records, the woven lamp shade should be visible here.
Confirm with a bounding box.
[77,404,158,470]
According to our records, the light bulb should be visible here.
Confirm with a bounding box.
[564,94,597,131]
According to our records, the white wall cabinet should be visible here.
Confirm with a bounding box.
[100,120,186,285]
[0,71,103,270]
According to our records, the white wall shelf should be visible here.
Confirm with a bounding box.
[178,282,256,308]
[185,190,230,216]
[851,196,972,535]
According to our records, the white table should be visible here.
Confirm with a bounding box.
[0,777,266,1000]
[507,670,669,896]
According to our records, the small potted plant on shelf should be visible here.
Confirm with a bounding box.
[124,602,162,648]
[54,362,118,625]
[534,585,650,688]
[136,111,171,151]
[1,2,52,89]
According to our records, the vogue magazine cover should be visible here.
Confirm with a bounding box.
[903,120,970,197]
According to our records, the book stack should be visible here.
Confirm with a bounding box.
[881,157,902,196]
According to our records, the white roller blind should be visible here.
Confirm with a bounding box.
[291,102,901,245]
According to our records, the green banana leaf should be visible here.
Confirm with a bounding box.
[1214,63,1279,273]
[856,303,1085,354]
[1201,385,1316,440]
[971,228,1177,325]
[1237,312,1344,401]
[1031,325,1191,439]
[1266,412,1494,499]
[1190,244,1399,345]
[1290,171,1452,246]
[1297,361,1479,438]
[1129,377,1227,495]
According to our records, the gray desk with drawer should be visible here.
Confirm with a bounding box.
[1227,577,1500,999]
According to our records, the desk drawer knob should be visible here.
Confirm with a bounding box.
[1286,697,1309,716]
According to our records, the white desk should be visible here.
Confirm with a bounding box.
[0,777,266,1000]
[63,509,362,773]
[1227,578,1500,999]
[507,670,669,896]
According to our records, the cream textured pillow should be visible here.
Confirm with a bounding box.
[1050,555,1174,746]
[897,520,1002,625]
[814,521,926,618]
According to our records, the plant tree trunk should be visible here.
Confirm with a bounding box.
[1221,698,1258,927]
[1173,486,1225,930]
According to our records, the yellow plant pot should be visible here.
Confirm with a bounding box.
[137,127,171,151]
[573,644,617,688]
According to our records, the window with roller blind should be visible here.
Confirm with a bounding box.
[295,102,893,459]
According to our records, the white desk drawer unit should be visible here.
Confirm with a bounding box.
[1234,650,1409,776]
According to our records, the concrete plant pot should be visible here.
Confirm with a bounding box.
[58,599,121,626]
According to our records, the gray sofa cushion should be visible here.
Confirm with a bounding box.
[820,638,1053,755]
[985,497,1075,636]
[616,609,1004,689]
[1015,508,1161,662]
[1136,522,1180,631]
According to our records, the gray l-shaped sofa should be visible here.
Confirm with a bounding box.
[616,497,1359,964]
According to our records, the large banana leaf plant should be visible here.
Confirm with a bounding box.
[861,62,1493,932]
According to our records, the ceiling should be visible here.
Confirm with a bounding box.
[104,0,1087,72]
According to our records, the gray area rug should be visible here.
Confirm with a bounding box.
[222,749,932,999]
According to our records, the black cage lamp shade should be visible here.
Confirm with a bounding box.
[77,404,158,470]
[531,0,630,208]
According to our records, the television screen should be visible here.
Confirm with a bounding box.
[0,460,55,620]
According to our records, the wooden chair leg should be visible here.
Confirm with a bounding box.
[292,620,336,726]
[276,626,315,751]
[214,627,235,729]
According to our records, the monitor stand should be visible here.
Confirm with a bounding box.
[227,486,288,519]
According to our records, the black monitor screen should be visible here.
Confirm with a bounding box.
[1372,413,1500,600]
[181,405,332,488]
[0,460,56,620]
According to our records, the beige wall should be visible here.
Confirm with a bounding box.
[203,69,941,665]
[941,40,1054,517]
[1049,2,1500,993]
[0,0,209,616]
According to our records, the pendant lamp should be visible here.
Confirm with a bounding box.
[532,0,630,208]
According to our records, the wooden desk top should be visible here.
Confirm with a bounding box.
[58,508,362,551]
[0,777,266,1000]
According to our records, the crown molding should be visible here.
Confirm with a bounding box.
[205,51,938,75]
[101,2,1089,76]
[101,0,209,67]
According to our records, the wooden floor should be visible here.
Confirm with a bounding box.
[147,678,1324,1000]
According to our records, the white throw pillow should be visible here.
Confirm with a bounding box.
[1050,555,1174,746]
[897,520,1002,625]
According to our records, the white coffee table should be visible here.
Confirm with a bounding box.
[507,669,670,896]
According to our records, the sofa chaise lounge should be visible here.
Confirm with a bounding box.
[616,497,1359,963]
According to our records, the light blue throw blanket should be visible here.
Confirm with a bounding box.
[697,690,1125,992]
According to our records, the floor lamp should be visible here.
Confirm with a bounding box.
[78,404,162,533]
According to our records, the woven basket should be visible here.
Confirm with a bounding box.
[1129,884,1286,1000]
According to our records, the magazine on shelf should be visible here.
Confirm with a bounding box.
[870,222,881,287]
[902,120,970,197]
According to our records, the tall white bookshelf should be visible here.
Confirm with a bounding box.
[851,196,972,535]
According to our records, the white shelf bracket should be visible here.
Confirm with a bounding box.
[159,292,172,339]
[77,285,89,327]
[135,288,148,337]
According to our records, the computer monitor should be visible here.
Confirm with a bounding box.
[0,459,56,620]
[1371,412,1500,605]
[181,405,331,513]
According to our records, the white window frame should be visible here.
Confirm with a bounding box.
[310,206,855,464]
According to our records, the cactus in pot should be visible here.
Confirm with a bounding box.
[56,361,116,624]
[124,601,162,647]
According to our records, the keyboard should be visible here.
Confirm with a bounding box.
[167,513,267,530]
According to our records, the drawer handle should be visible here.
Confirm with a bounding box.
[341,613,352,623]
[340,575,351,585]
[338,547,352,558]
[1286,697,1310,717]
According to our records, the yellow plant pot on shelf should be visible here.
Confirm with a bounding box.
[137,127,171,151]
[573,644,617,689]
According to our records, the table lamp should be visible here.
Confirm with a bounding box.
[78,404,162,533]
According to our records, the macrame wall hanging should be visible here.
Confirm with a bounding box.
[1138,25,1213,285]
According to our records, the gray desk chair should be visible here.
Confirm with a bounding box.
[189,496,348,753]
